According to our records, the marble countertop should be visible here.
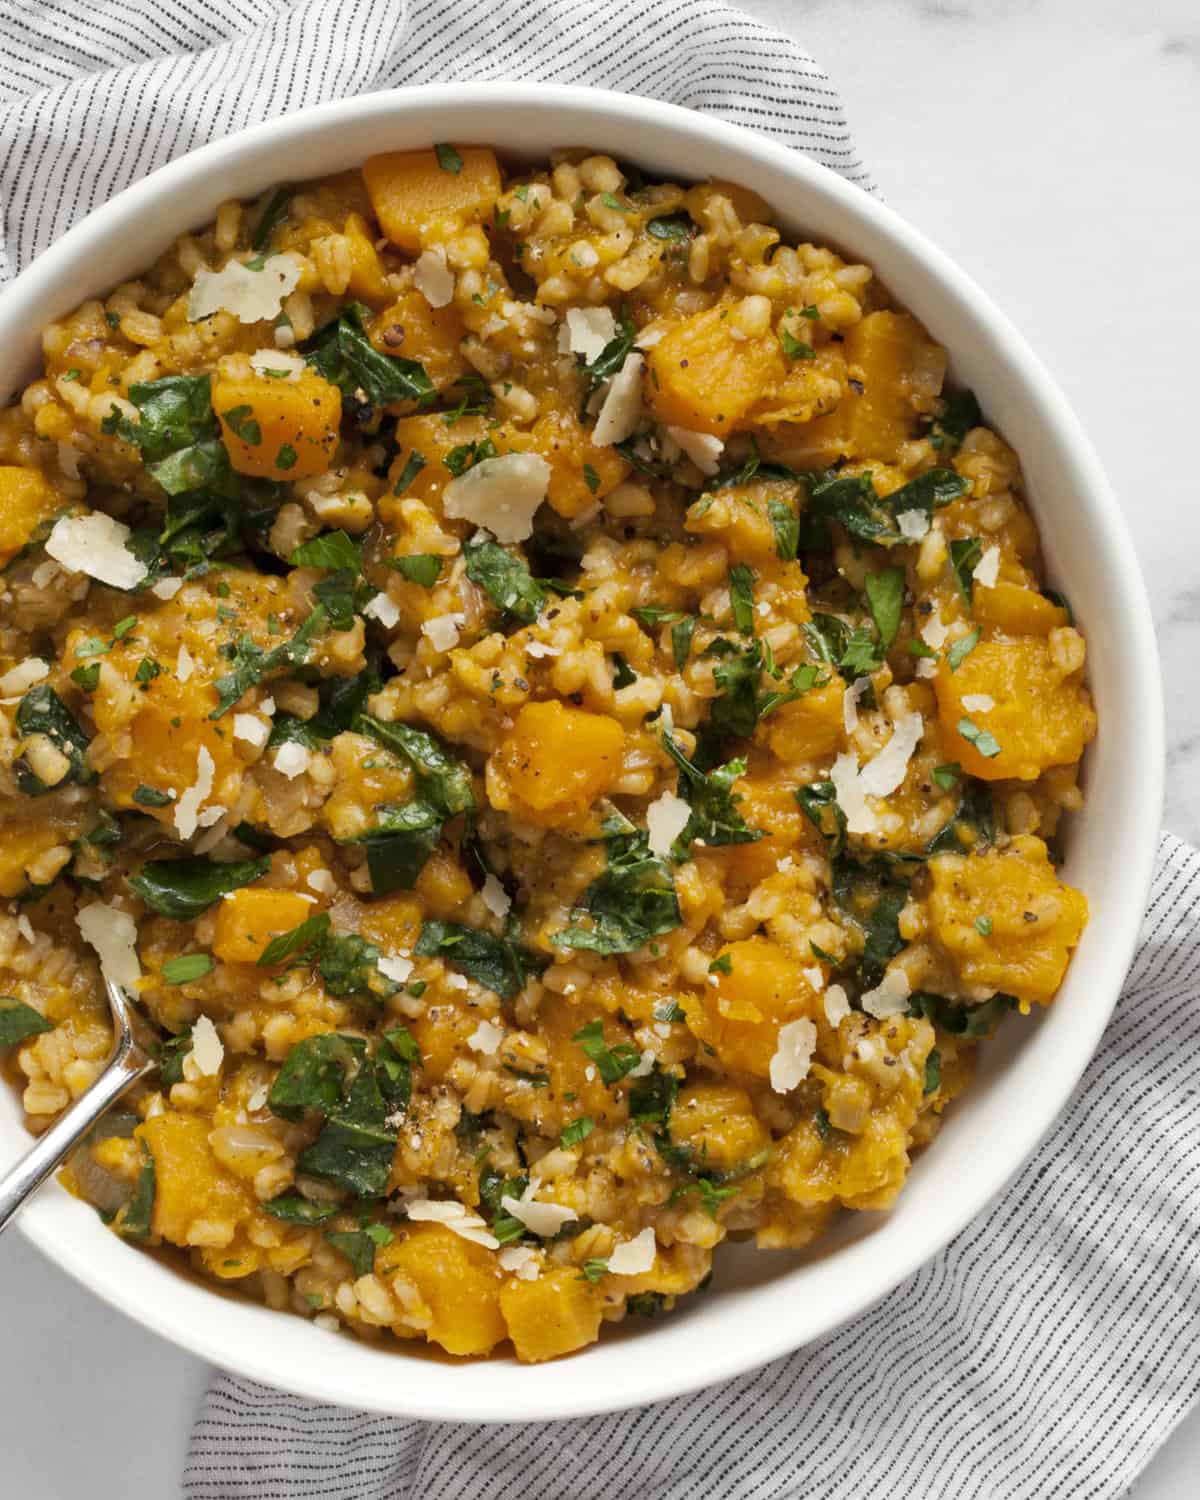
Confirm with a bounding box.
[2,0,1197,1493]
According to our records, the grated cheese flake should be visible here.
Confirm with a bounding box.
[443,453,551,544]
[664,425,724,476]
[824,983,851,1028]
[176,643,195,683]
[480,874,512,920]
[498,1245,541,1281]
[377,953,414,984]
[859,712,924,798]
[973,545,1001,589]
[591,351,644,447]
[174,746,215,840]
[413,247,455,309]
[0,657,49,698]
[501,1180,578,1238]
[273,742,310,780]
[843,676,869,734]
[363,592,401,629]
[76,901,142,990]
[831,752,877,835]
[467,1018,505,1055]
[563,306,617,362]
[645,788,691,857]
[921,613,949,651]
[233,713,270,748]
[861,967,912,1019]
[45,512,148,591]
[248,348,305,381]
[189,1014,224,1076]
[803,965,826,992]
[769,1017,818,1093]
[306,869,335,895]
[628,1049,656,1078]
[406,1198,500,1250]
[151,576,183,600]
[897,508,931,541]
[608,1226,657,1276]
[421,614,462,653]
[187,253,302,325]
[962,694,995,714]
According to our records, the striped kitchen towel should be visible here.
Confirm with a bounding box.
[0,2,1195,1497]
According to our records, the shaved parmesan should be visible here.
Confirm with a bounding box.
[421,614,462,652]
[364,592,401,629]
[443,453,551,543]
[188,253,302,325]
[803,965,826,992]
[524,640,559,659]
[921,614,949,651]
[233,713,270,748]
[973,545,1001,589]
[645,789,691,857]
[824,983,851,1027]
[189,1014,224,1076]
[413,247,455,308]
[897,508,930,541]
[176,644,195,683]
[151,576,183,601]
[563,306,617,362]
[306,869,335,895]
[406,1198,499,1250]
[175,746,215,840]
[665,425,724,476]
[859,713,924,798]
[915,658,938,679]
[591,352,644,446]
[249,348,305,380]
[628,1049,656,1079]
[962,694,995,714]
[831,752,877,835]
[468,1019,504,1055]
[843,676,869,734]
[861,967,912,1019]
[377,953,413,984]
[76,902,141,990]
[45,513,147,591]
[608,1227,657,1276]
[480,874,512,920]
[15,914,34,944]
[634,325,666,350]
[501,1180,578,1238]
[769,1017,818,1093]
[498,1245,541,1281]
[273,742,310,779]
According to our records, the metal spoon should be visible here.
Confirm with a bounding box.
[0,979,159,1234]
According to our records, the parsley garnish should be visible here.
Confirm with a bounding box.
[435,143,464,174]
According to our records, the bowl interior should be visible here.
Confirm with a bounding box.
[0,84,1162,1420]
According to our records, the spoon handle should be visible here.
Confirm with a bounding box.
[0,1025,155,1235]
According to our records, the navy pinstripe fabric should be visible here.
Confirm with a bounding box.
[1,4,1192,1493]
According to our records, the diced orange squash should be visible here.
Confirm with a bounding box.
[704,768,815,886]
[414,846,475,918]
[927,835,1088,1006]
[500,1266,604,1363]
[343,211,392,307]
[212,887,313,964]
[532,402,631,519]
[646,304,785,437]
[0,816,83,897]
[212,366,341,480]
[668,1081,770,1172]
[379,1223,505,1357]
[839,311,944,462]
[934,637,1095,781]
[371,287,468,398]
[356,893,424,954]
[486,700,625,829]
[972,581,1068,637]
[685,479,791,563]
[763,678,845,764]
[363,147,502,254]
[0,466,62,567]
[685,936,818,1077]
[751,347,848,428]
[140,1113,255,1246]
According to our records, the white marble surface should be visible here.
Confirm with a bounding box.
[3,0,1198,1493]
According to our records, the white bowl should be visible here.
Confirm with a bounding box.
[0,83,1163,1421]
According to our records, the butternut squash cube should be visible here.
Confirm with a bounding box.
[686,935,818,1077]
[500,1266,604,1363]
[212,887,313,964]
[972,581,1068,638]
[532,403,631,519]
[212,366,341,480]
[646,304,785,437]
[0,466,62,567]
[379,1223,505,1357]
[927,835,1088,1007]
[486,700,625,829]
[934,637,1095,782]
[363,147,502,253]
[343,211,393,308]
[669,1082,770,1172]
[763,678,845,764]
[371,288,468,398]
[140,1113,255,1246]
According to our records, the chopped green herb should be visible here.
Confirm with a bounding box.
[0,996,53,1047]
[612,653,637,690]
[302,302,434,407]
[628,1066,678,1126]
[581,309,636,398]
[415,920,546,1001]
[708,953,732,976]
[929,388,982,452]
[582,462,601,494]
[571,1019,641,1085]
[14,686,94,796]
[435,143,464,174]
[560,1117,596,1149]
[863,567,905,651]
[290,529,362,574]
[950,537,984,603]
[554,816,681,956]
[646,214,691,242]
[975,915,993,936]
[794,780,847,858]
[931,763,961,791]
[729,564,756,635]
[221,405,262,446]
[947,627,980,672]
[161,953,214,985]
[129,856,270,920]
[262,1193,340,1225]
[578,1258,609,1283]
[671,614,696,670]
[390,553,442,587]
[957,715,1001,758]
[662,730,762,853]
[392,451,427,495]
[465,539,546,626]
[132,784,174,808]
[923,1047,942,1095]
[275,443,298,471]
[908,990,1015,1038]
[779,328,815,359]
[251,186,291,251]
[768,496,800,560]
[110,1143,155,1241]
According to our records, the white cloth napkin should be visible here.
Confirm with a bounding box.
[2,3,1196,1496]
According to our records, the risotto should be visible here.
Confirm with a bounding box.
[0,145,1096,1363]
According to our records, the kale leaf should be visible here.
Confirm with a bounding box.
[302,302,434,407]
[554,816,681,955]
[14,685,94,796]
[0,996,53,1047]
[129,856,271,920]
[464,539,547,626]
